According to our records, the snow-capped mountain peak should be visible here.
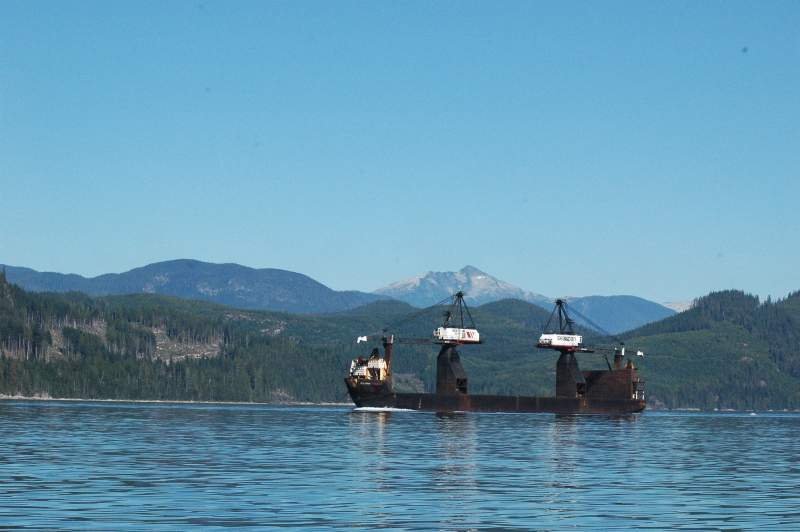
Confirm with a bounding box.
[374,266,551,308]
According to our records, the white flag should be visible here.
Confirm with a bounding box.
[357,336,368,344]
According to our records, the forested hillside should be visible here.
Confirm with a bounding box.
[624,290,800,410]
[2,271,799,410]
[0,272,593,402]
[0,271,349,402]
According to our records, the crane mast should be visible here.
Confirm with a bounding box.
[348,291,481,395]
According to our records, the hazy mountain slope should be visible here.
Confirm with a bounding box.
[374,265,551,307]
[1,260,384,314]
[567,295,676,334]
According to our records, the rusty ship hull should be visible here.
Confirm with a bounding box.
[346,381,645,415]
[346,342,646,415]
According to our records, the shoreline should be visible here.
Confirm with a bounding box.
[0,394,353,407]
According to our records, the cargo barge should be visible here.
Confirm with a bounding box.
[345,294,646,415]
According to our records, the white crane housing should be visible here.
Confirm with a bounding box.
[537,333,582,349]
[433,327,481,344]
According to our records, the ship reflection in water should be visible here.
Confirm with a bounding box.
[1,401,798,529]
[433,412,479,493]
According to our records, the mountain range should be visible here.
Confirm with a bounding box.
[1,260,384,314]
[2,260,675,333]
[373,265,676,333]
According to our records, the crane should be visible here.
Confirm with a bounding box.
[536,298,644,389]
[348,291,481,392]
[432,291,481,345]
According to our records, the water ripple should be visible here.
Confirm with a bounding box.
[1,401,799,529]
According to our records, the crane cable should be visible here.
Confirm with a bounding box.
[557,299,650,362]
[357,293,462,343]
[560,301,623,344]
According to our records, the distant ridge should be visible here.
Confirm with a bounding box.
[565,295,677,335]
[1,260,385,314]
[374,265,676,333]
[3,260,677,332]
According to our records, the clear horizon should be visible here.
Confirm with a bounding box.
[2,1,798,302]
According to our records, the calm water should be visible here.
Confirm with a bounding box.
[1,401,799,530]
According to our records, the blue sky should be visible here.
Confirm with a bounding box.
[1,1,798,302]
